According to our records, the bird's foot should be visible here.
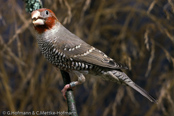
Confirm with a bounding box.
[61,84,71,100]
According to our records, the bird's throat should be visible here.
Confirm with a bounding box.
[34,17,56,34]
[34,25,50,34]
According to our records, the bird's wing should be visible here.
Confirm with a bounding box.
[54,24,127,69]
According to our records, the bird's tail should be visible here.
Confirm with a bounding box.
[105,70,157,103]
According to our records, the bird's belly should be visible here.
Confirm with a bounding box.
[41,49,71,70]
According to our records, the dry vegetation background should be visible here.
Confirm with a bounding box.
[0,0,174,116]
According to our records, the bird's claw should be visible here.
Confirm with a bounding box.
[61,84,71,100]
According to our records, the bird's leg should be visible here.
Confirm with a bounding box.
[61,71,86,99]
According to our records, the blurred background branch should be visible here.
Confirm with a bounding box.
[0,0,174,116]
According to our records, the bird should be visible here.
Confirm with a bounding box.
[31,8,156,103]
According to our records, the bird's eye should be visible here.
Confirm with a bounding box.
[45,10,49,15]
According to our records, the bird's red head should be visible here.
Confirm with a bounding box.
[31,8,58,34]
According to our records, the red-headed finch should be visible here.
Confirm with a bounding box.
[31,8,156,103]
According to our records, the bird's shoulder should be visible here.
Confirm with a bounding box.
[53,24,128,69]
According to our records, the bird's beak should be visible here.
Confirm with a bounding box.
[31,10,45,26]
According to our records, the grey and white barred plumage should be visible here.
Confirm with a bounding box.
[32,8,156,103]
[35,22,156,103]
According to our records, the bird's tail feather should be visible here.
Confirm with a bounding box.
[107,70,157,103]
[126,81,157,103]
